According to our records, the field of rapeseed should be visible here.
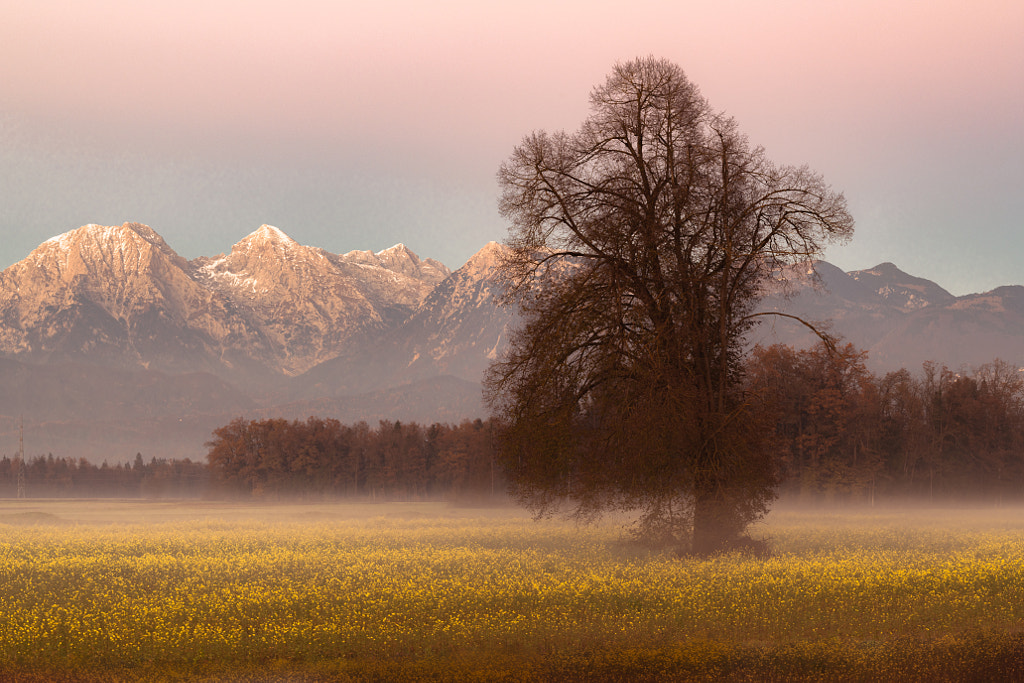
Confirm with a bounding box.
[0,500,1023,681]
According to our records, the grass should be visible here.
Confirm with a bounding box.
[0,499,1022,681]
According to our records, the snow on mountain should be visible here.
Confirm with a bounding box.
[195,224,339,297]
[4,221,1024,462]
[393,241,513,379]
[375,243,426,277]
[341,243,450,281]
[868,285,1024,371]
[0,223,454,379]
[288,241,515,400]
[193,225,386,375]
[332,243,451,325]
[754,260,1024,373]
[848,262,955,311]
[0,222,267,371]
[26,222,192,304]
[753,260,895,352]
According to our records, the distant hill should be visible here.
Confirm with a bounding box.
[754,259,1024,372]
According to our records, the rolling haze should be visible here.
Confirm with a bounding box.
[1,0,1022,295]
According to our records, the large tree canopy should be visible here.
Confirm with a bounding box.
[485,57,854,555]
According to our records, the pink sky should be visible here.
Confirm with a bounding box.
[1,0,1022,294]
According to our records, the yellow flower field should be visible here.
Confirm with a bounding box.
[0,501,1022,681]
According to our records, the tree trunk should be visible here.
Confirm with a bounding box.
[691,481,737,555]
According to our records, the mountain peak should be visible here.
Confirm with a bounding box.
[340,244,450,282]
[849,262,954,310]
[0,222,212,366]
[29,222,188,277]
[375,243,422,275]
[857,262,904,278]
[257,224,294,241]
[460,242,508,279]
[378,242,414,257]
[237,224,299,249]
[211,225,310,270]
[43,221,171,250]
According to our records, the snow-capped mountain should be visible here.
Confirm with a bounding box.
[0,222,270,374]
[2,221,1023,462]
[0,223,449,379]
[389,241,512,379]
[193,225,378,375]
[290,241,513,398]
[332,243,451,325]
[0,223,474,460]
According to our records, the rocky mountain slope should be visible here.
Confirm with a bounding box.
[192,225,450,375]
[0,223,267,375]
[754,260,1024,372]
[0,223,475,460]
[291,241,514,399]
[0,223,450,381]
[0,222,1021,462]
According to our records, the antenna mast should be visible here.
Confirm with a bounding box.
[16,417,25,499]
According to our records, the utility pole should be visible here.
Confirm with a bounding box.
[16,417,25,499]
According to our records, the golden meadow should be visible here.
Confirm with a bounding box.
[1,501,1023,681]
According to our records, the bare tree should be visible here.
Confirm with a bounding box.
[485,57,853,555]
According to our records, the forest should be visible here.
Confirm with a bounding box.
[1,343,1023,503]
[749,343,1024,502]
[0,452,208,498]
[204,417,503,500]
[0,418,504,501]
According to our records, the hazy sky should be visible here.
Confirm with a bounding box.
[1,0,1021,294]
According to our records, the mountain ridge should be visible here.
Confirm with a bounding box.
[1,222,1021,462]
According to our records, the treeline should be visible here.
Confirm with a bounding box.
[204,345,1024,504]
[749,343,1024,502]
[5,343,1024,503]
[206,417,504,500]
[0,453,209,498]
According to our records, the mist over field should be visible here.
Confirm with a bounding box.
[1,499,1023,680]
[1,2,1022,678]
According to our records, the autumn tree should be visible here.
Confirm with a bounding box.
[485,57,853,554]
[434,419,501,499]
[748,342,883,501]
[205,417,503,500]
[917,360,1024,499]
